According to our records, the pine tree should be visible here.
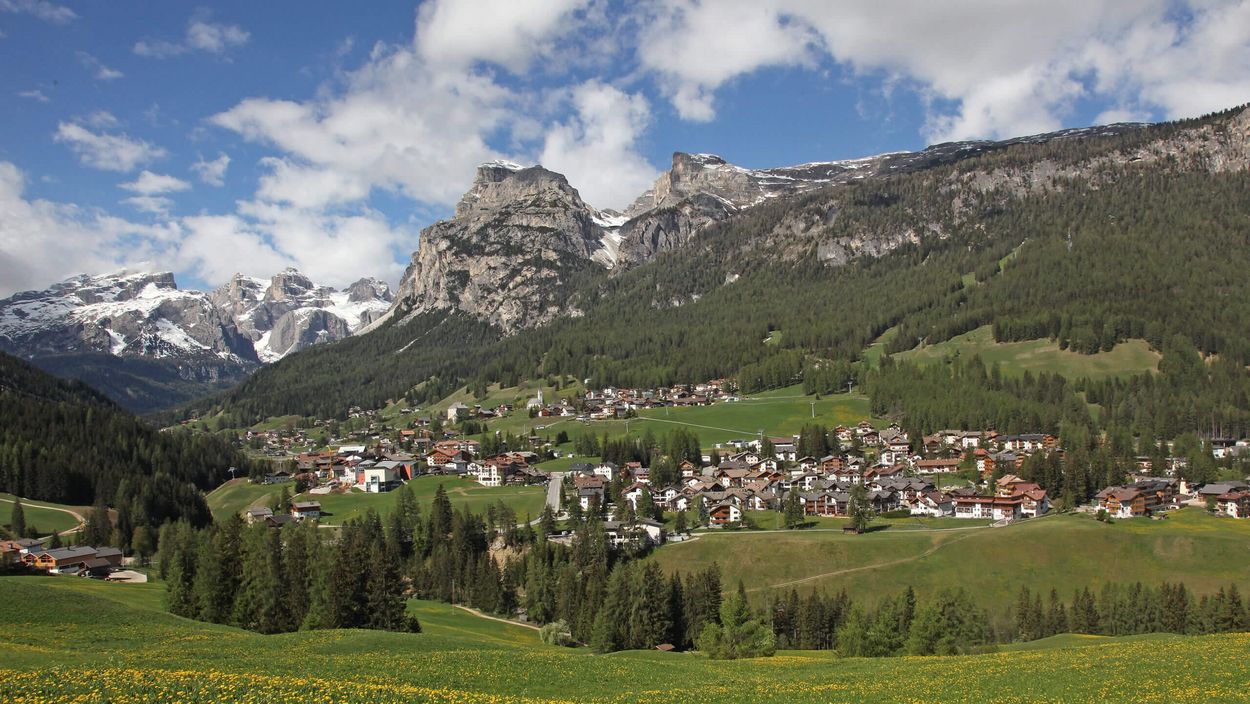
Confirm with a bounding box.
[9,497,26,538]
[232,524,287,633]
[695,591,775,659]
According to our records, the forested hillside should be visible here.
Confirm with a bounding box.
[185,106,1250,433]
[0,352,254,546]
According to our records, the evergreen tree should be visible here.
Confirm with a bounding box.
[9,497,25,538]
[695,591,775,659]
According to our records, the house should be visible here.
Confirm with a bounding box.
[290,501,322,521]
[358,461,403,492]
[1216,490,1250,518]
[1095,487,1146,518]
[243,506,274,524]
[914,458,960,475]
[24,546,123,574]
[0,538,38,564]
[953,495,1022,521]
[708,503,742,527]
[909,491,954,517]
[623,482,653,511]
[446,402,470,422]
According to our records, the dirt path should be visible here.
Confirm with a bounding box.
[746,530,982,593]
[453,604,542,631]
[0,496,86,539]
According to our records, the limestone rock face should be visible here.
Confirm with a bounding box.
[390,163,606,333]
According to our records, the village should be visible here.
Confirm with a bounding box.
[221,380,1250,551]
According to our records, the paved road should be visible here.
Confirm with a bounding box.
[546,472,564,514]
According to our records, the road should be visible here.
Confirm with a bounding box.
[545,472,564,514]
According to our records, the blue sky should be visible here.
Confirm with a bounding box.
[2,0,1248,296]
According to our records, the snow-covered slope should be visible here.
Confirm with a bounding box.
[0,270,256,364]
[211,268,392,363]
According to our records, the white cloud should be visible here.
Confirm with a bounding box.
[75,51,124,80]
[171,204,411,289]
[186,17,249,53]
[120,170,191,195]
[191,153,230,186]
[540,81,659,210]
[0,161,174,297]
[210,48,511,209]
[633,0,1250,141]
[416,0,590,71]
[54,122,167,172]
[17,89,48,103]
[636,0,818,122]
[122,195,174,214]
[0,0,75,24]
[134,13,249,58]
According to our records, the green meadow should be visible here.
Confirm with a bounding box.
[0,493,82,536]
[892,325,1160,380]
[648,509,1250,613]
[0,574,1247,702]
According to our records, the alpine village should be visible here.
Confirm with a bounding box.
[4,3,1250,703]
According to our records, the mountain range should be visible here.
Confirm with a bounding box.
[0,268,391,412]
[5,103,1250,419]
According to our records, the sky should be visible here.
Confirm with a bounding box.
[2,0,1249,297]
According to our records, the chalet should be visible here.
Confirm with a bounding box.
[25,546,123,574]
[953,495,1022,521]
[1199,482,1250,502]
[1215,490,1250,518]
[446,403,470,421]
[262,469,293,484]
[602,519,666,548]
[914,458,960,475]
[708,503,742,527]
[1096,487,1147,518]
[244,506,274,524]
[623,482,653,510]
[908,491,954,517]
[0,538,38,564]
[290,501,322,521]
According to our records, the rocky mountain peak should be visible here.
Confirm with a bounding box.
[264,268,316,304]
[346,278,393,303]
[455,162,586,218]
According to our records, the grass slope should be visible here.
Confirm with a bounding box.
[295,476,547,525]
[648,509,1250,612]
[0,494,82,536]
[207,476,547,525]
[894,325,1160,380]
[1,575,1248,702]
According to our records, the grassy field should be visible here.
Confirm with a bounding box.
[893,325,1160,380]
[205,480,288,522]
[648,509,1250,613]
[521,386,877,459]
[294,476,547,525]
[0,493,82,536]
[2,575,1249,702]
[740,510,991,531]
[207,476,547,525]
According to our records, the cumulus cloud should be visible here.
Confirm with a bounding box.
[170,203,411,288]
[0,0,75,24]
[134,13,249,58]
[416,0,590,71]
[634,0,1250,141]
[210,48,511,209]
[540,81,659,209]
[636,0,818,121]
[191,153,230,186]
[0,161,175,297]
[120,170,191,195]
[54,122,167,172]
[75,51,124,80]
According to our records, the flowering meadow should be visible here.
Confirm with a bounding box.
[2,576,1249,703]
